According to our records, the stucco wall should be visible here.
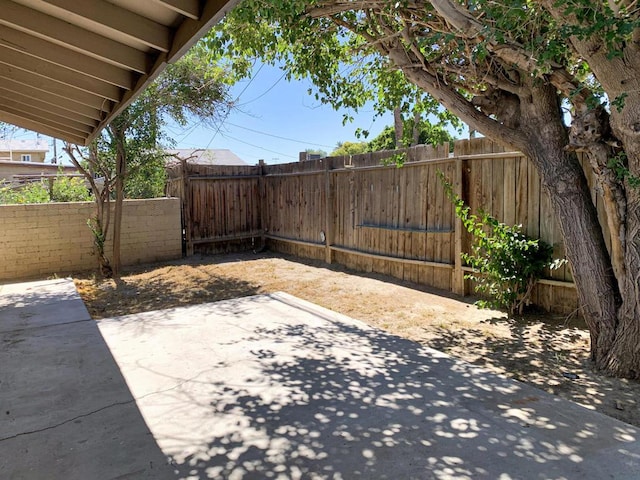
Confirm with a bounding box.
[0,198,182,281]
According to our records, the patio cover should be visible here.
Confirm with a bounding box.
[0,0,239,145]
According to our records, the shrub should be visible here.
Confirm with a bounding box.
[51,176,91,202]
[439,171,565,315]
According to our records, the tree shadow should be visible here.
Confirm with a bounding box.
[427,311,639,424]
[117,294,639,479]
[79,264,262,318]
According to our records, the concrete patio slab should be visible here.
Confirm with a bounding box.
[0,278,90,333]
[95,292,640,480]
[2,279,640,479]
[0,278,173,480]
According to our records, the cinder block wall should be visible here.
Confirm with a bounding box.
[0,198,182,281]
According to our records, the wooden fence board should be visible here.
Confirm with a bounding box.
[173,139,606,315]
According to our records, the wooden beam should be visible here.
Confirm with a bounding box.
[41,0,172,52]
[167,0,242,62]
[191,231,263,244]
[0,46,122,102]
[87,53,166,144]
[0,25,135,88]
[0,99,94,135]
[324,159,333,263]
[265,234,324,249]
[0,0,148,73]
[86,0,242,145]
[0,86,98,126]
[0,80,102,121]
[453,157,465,295]
[330,245,455,269]
[0,110,86,144]
[152,0,200,19]
[0,63,111,112]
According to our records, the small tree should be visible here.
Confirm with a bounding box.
[330,141,369,156]
[66,49,233,276]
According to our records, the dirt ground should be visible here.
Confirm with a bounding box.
[74,252,640,427]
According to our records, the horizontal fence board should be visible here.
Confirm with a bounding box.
[172,138,611,315]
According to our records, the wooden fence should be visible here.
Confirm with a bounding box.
[167,138,611,315]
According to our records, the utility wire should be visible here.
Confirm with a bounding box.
[224,121,334,148]
[202,63,267,150]
[218,131,296,159]
[235,71,287,107]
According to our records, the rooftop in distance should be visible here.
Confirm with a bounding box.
[165,149,247,166]
[0,139,50,152]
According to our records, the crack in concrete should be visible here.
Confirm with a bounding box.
[0,372,209,443]
[0,399,136,443]
[0,317,92,335]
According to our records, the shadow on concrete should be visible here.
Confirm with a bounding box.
[99,293,640,480]
[0,279,174,480]
[428,311,640,424]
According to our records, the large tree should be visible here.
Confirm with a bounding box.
[209,0,640,378]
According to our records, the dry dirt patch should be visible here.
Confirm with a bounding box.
[74,252,640,427]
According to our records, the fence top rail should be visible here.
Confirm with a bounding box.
[187,174,262,181]
[180,150,526,179]
[329,150,524,174]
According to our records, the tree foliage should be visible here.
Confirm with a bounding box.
[331,121,455,156]
[66,50,232,276]
[367,123,455,152]
[440,172,562,315]
[208,1,640,378]
[330,141,369,156]
[0,172,91,205]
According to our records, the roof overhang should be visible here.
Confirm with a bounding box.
[0,0,239,146]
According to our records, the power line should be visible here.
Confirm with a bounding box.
[202,62,266,151]
[218,131,296,159]
[235,71,287,107]
[224,121,334,148]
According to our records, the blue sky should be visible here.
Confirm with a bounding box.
[12,63,468,166]
[167,62,394,165]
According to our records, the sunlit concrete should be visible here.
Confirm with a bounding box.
[96,292,640,480]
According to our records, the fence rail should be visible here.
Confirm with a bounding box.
[166,138,608,315]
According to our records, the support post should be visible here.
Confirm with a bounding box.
[183,160,194,256]
[258,159,266,247]
[324,158,333,264]
[452,157,465,295]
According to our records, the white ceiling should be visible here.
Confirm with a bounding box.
[0,0,239,145]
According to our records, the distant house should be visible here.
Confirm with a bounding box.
[165,149,248,167]
[0,138,49,163]
[0,139,77,184]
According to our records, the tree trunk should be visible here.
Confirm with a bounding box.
[411,110,420,146]
[393,107,404,149]
[112,126,127,277]
[539,0,640,378]
[517,84,620,363]
[602,100,640,377]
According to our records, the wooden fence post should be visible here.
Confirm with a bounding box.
[183,160,194,256]
[258,159,266,246]
[452,157,465,295]
[324,158,333,264]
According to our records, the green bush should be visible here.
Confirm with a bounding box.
[51,176,91,202]
[0,173,92,204]
[439,171,565,315]
[0,181,50,204]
